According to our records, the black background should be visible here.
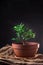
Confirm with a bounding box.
[0,0,43,53]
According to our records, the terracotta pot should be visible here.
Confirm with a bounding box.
[12,42,40,57]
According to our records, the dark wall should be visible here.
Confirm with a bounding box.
[0,1,43,53]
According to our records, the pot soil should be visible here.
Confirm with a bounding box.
[12,42,40,57]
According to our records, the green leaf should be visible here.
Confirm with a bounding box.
[12,23,36,42]
[32,33,36,38]
[11,38,16,41]
[11,38,20,42]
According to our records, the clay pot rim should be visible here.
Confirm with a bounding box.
[12,42,39,45]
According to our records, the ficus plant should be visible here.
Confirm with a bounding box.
[12,23,35,44]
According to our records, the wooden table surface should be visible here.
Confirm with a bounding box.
[0,45,43,65]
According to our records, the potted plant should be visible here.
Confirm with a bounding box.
[12,23,40,57]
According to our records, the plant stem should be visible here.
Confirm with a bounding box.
[22,40,26,45]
